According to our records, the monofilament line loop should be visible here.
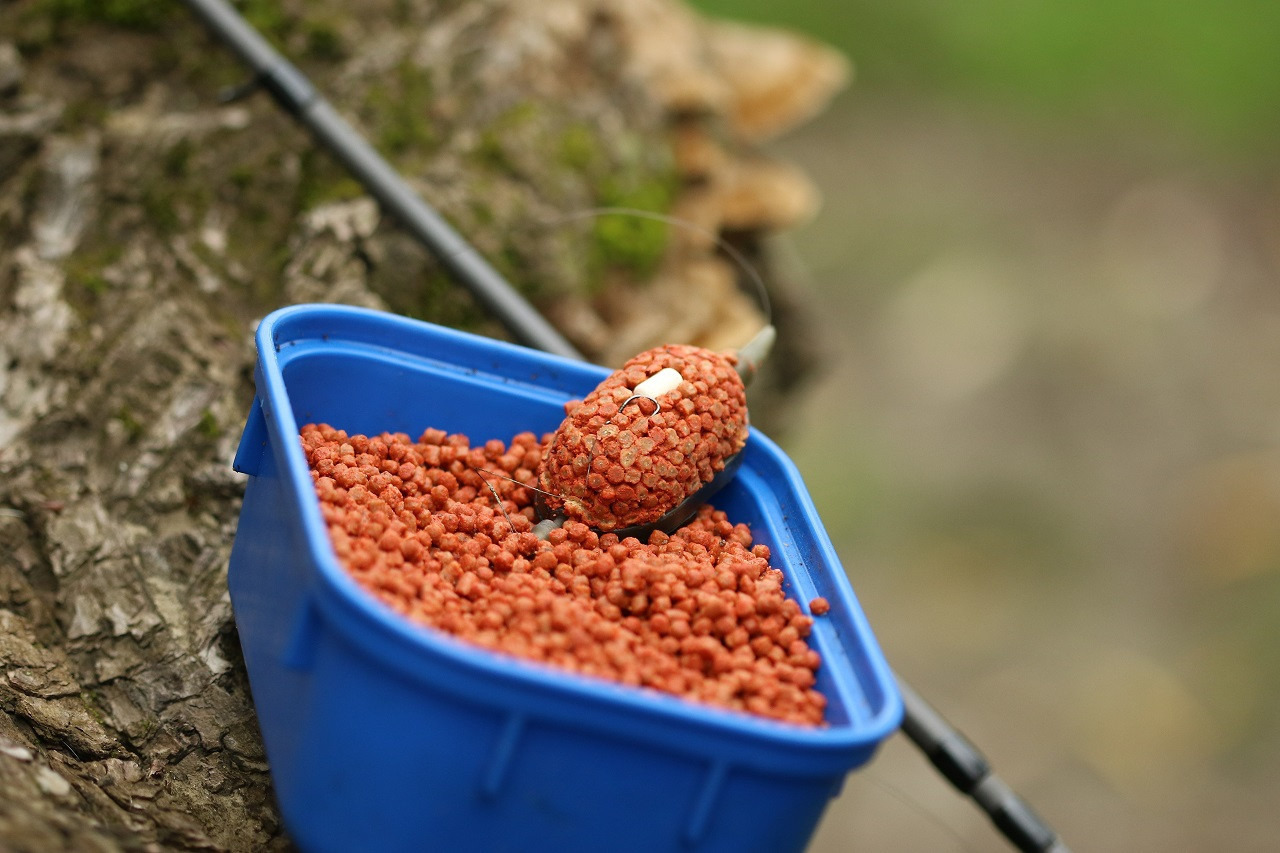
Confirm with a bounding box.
[472,466,570,504]
[468,464,518,535]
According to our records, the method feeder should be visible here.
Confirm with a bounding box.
[530,324,775,541]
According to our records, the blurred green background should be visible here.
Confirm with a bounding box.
[695,0,1280,157]
[691,1,1280,850]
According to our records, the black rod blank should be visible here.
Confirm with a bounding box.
[897,677,1070,853]
[181,0,584,361]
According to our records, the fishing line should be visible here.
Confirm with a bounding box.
[856,771,984,853]
[471,464,569,505]
[468,464,519,536]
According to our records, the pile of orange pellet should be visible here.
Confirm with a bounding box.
[302,423,828,725]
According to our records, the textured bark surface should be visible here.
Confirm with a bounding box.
[0,1,844,849]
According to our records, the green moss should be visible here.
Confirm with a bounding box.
[37,0,173,30]
[557,124,603,172]
[61,243,122,318]
[162,138,193,179]
[474,136,511,174]
[115,406,145,442]
[80,274,110,296]
[297,148,366,210]
[59,98,109,134]
[299,172,364,209]
[219,144,300,301]
[229,165,255,191]
[363,59,437,159]
[303,18,345,62]
[467,197,496,228]
[382,269,492,334]
[392,0,414,25]
[137,139,212,234]
[197,409,221,440]
[64,244,122,280]
[238,0,293,42]
[463,107,679,298]
[491,245,528,290]
[475,102,542,175]
[587,174,677,283]
[140,183,180,234]
[80,690,108,725]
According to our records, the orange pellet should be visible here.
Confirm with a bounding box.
[809,597,830,616]
[300,423,825,726]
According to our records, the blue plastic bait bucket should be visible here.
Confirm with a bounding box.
[228,304,901,853]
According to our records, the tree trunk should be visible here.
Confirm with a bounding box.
[0,1,845,849]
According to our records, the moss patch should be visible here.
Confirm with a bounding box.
[197,409,221,440]
[466,108,678,299]
[303,17,346,62]
[557,123,604,172]
[35,0,174,30]
[475,101,542,175]
[238,0,294,43]
[62,243,124,319]
[587,174,676,283]
[362,59,438,161]
[297,148,366,210]
[114,405,145,443]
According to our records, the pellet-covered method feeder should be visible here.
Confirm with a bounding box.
[533,325,774,539]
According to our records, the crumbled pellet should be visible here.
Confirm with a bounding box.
[301,423,824,726]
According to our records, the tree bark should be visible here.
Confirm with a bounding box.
[0,1,845,849]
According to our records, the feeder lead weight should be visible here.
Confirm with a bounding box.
[532,517,565,541]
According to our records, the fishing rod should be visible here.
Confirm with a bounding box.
[180,1,1068,849]
[180,0,581,360]
[898,679,1068,852]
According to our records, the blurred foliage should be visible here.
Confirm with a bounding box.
[690,0,1280,159]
